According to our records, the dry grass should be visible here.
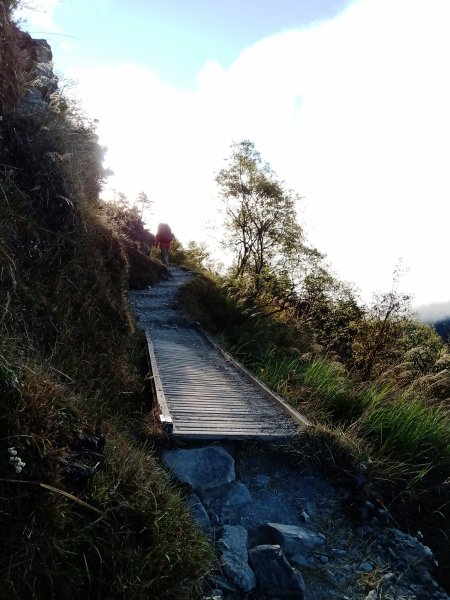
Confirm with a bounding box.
[0,5,214,597]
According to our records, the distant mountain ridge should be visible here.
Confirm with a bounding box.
[416,300,450,341]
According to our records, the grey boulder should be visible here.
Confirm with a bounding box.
[249,544,306,598]
[162,446,235,493]
[186,494,211,530]
[259,522,326,557]
[219,525,256,593]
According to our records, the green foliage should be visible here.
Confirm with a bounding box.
[294,268,363,364]
[0,355,19,393]
[216,140,322,306]
[362,387,450,477]
[282,423,371,484]
[298,359,362,422]
[297,360,450,485]
[1,412,213,598]
[352,270,414,378]
[177,272,249,336]
[136,190,152,218]
[243,346,302,398]
[102,201,166,289]
[177,272,308,358]
[170,240,213,272]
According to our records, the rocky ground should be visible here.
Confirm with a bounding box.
[163,442,449,600]
[130,268,450,600]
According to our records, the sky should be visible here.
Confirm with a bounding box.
[15,0,450,315]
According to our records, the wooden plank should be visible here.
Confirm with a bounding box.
[171,430,295,440]
[146,324,304,438]
[197,327,311,429]
[145,330,173,433]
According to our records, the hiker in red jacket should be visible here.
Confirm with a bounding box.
[155,223,175,266]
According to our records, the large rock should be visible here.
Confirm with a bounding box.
[219,525,256,593]
[385,528,436,569]
[249,544,306,598]
[259,523,326,557]
[162,446,235,493]
[204,481,252,507]
[185,494,211,530]
[33,39,53,63]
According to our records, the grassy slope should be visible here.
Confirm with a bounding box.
[0,9,213,598]
[178,272,450,590]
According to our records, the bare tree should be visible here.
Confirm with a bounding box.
[136,191,152,219]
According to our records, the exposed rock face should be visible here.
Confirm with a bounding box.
[13,30,59,113]
[32,38,53,63]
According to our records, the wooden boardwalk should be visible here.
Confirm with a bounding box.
[146,326,310,439]
[130,267,309,440]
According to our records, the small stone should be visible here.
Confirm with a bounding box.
[210,511,220,526]
[210,575,239,593]
[261,522,326,557]
[377,509,390,525]
[219,525,256,593]
[356,526,374,538]
[300,510,310,523]
[358,562,373,573]
[249,545,306,599]
[202,590,223,600]
[388,547,398,560]
[330,549,347,558]
[254,474,270,487]
[306,502,317,516]
[162,446,235,494]
[290,553,309,568]
[325,568,336,583]
[319,555,329,564]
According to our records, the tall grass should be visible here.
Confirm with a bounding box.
[299,360,450,477]
[362,388,450,476]
[220,347,450,586]
[299,359,364,422]
[239,345,301,396]
[247,353,450,586]
[0,5,214,596]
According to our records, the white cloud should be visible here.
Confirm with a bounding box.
[14,0,61,33]
[416,301,450,323]
[68,0,450,306]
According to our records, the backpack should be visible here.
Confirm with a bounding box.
[157,223,173,242]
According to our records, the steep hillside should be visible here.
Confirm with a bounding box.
[0,4,212,598]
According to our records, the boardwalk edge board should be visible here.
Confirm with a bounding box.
[144,329,174,433]
[197,326,311,430]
